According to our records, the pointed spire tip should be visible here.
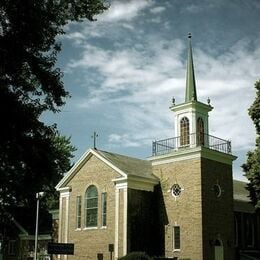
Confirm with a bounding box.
[185,33,197,102]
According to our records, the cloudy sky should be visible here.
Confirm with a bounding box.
[42,0,260,181]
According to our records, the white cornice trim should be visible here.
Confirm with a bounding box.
[114,175,158,192]
[170,101,213,113]
[201,147,237,164]
[59,187,71,192]
[56,149,127,191]
[148,146,237,166]
[148,146,201,165]
[60,189,70,198]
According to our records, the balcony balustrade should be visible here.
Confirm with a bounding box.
[152,133,231,156]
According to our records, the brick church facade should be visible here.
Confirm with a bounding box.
[56,36,260,260]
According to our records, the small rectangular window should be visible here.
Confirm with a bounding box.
[76,196,82,229]
[173,226,180,251]
[101,192,107,227]
[8,240,16,255]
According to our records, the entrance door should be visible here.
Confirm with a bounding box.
[214,239,224,260]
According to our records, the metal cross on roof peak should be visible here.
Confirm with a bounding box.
[92,131,98,149]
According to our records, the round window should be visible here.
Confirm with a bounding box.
[171,184,182,197]
[213,184,222,198]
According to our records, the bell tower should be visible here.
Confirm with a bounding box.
[150,34,237,260]
[171,33,212,149]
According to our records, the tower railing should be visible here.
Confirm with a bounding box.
[152,133,231,156]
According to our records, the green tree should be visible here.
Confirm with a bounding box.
[0,0,108,214]
[242,80,260,208]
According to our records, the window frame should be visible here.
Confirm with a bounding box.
[173,226,181,252]
[180,117,190,146]
[101,192,107,227]
[76,195,82,229]
[8,240,16,256]
[84,185,98,228]
[197,117,204,145]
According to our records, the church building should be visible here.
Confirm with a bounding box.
[56,36,260,260]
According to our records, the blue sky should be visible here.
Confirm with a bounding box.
[42,0,260,181]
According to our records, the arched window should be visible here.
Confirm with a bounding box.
[85,185,98,227]
[197,117,204,145]
[180,117,190,146]
[214,239,224,260]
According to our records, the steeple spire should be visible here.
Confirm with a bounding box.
[185,33,197,102]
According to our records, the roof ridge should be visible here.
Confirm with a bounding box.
[96,149,150,163]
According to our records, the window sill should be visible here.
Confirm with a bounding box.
[173,249,180,252]
[100,226,107,229]
[83,227,98,230]
[75,228,82,231]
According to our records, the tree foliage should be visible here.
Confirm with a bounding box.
[0,0,108,215]
[242,80,260,208]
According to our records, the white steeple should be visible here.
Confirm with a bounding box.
[170,34,213,148]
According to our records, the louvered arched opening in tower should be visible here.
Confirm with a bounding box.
[180,117,190,146]
[197,117,204,146]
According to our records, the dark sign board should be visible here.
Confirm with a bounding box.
[108,244,114,252]
[48,242,74,255]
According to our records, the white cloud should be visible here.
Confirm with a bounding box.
[150,6,166,14]
[67,39,186,107]
[99,0,154,23]
[184,4,202,13]
[66,36,259,157]
[108,134,141,147]
[61,0,155,45]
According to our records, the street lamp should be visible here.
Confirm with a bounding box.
[34,192,44,260]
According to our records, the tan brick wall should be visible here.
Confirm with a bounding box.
[152,152,235,260]
[201,157,234,260]
[65,155,121,260]
[153,158,203,260]
[127,189,159,256]
[58,149,235,259]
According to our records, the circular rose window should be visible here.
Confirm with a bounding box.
[171,184,182,197]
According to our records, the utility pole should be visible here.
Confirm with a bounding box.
[34,192,44,260]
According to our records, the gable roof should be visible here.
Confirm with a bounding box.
[8,207,52,235]
[233,180,255,213]
[97,150,156,180]
[56,149,158,190]
[233,180,250,202]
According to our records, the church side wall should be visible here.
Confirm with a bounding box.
[201,157,234,260]
[152,158,203,260]
[64,155,121,260]
[127,189,158,256]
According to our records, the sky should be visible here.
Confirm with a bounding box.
[42,0,260,181]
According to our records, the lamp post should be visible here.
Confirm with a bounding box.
[34,192,44,260]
